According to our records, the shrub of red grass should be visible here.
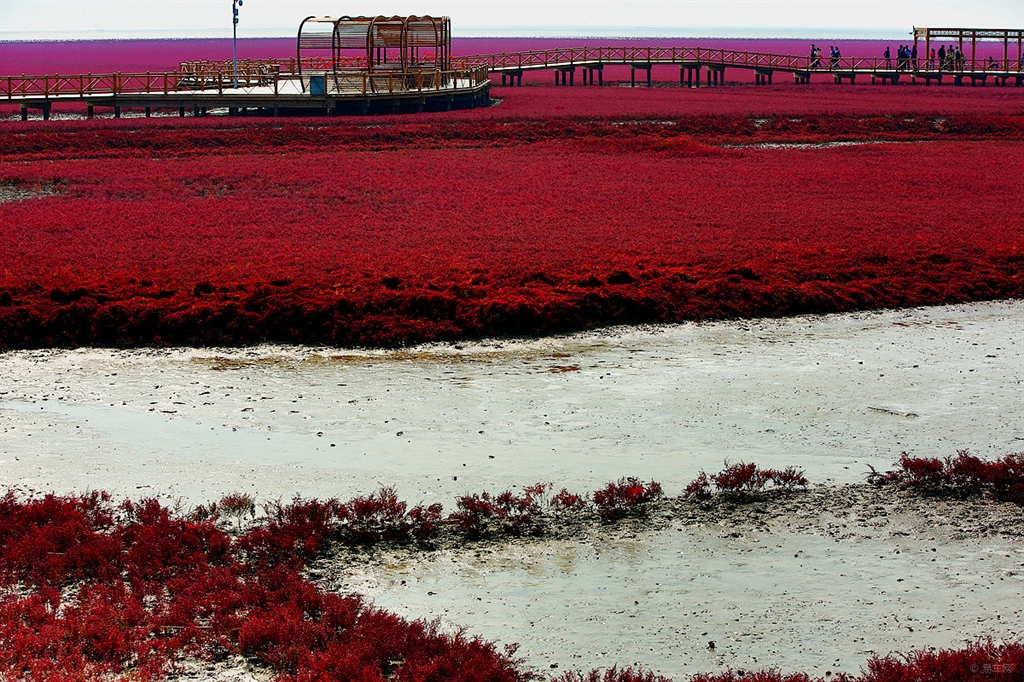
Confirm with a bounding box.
[344,486,416,545]
[451,484,549,539]
[551,487,590,514]
[592,478,663,521]
[870,451,1024,503]
[686,463,808,501]
[555,666,674,682]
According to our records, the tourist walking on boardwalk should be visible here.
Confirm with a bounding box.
[884,46,891,69]
[937,44,946,70]
[911,44,918,70]
[810,44,819,69]
[929,48,936,70]
[830,45,840,70]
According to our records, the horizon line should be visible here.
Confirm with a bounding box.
[0,26,916,43]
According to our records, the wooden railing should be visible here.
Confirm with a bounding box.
[3,70,282,99]
[3,65,489,100]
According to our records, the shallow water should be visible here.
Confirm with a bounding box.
[1,300,1021,506]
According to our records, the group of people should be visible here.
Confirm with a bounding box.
[882,44,972,72]
[808,44,841,70]
[810,41,1021,75]
[935,44,966,71]
[883,44,918,71]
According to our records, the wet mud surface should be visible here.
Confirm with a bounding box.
[323,484,1023,677]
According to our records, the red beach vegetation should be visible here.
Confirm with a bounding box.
[2,114,1023,349]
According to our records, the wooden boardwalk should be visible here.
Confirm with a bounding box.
[454,45,1024,87]
[5,42,1024,120]
[4,66,491,120]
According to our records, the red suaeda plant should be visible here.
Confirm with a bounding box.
[551,487,590,513]
[451,483,549,539]
[235,497,346,569]
[686,463,808,500]
[763,466,810,491]
[554,666,674,682]
[0,491,531,682]
[869,451,1024,503]
[684,471,713,500]
[344,486,414,544]
[1,116,1023,349]
[592,477,663,521]
[711,461,769,494]
[407,502,445,543]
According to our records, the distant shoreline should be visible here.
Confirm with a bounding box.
[0,28,913,42]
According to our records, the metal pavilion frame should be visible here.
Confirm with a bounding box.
[296,15,451,88]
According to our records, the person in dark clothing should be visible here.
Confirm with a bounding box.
[911,44,918,70]
[937,44,946,71]
[884,46,892,69]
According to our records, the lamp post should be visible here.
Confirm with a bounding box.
[232,0,243,88]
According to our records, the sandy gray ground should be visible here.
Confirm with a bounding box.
[1,300,1022,505]
[1,300,1022,679]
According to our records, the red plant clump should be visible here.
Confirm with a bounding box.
[0,116,1023,349]
[551,487,589,513]
[0,490,528,681]
[593,477,664,521]
[869,451,1024,502]
[686,463,809,499]
[451,483,550,539]
[2,487,1023,680]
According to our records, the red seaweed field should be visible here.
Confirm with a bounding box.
[1,111,1023,348]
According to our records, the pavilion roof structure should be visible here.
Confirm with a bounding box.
[296,15,451,78]
[913,27,1023,67]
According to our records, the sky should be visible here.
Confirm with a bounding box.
[1,0,1022,40]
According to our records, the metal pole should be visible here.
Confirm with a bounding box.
[232,0,242,89]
